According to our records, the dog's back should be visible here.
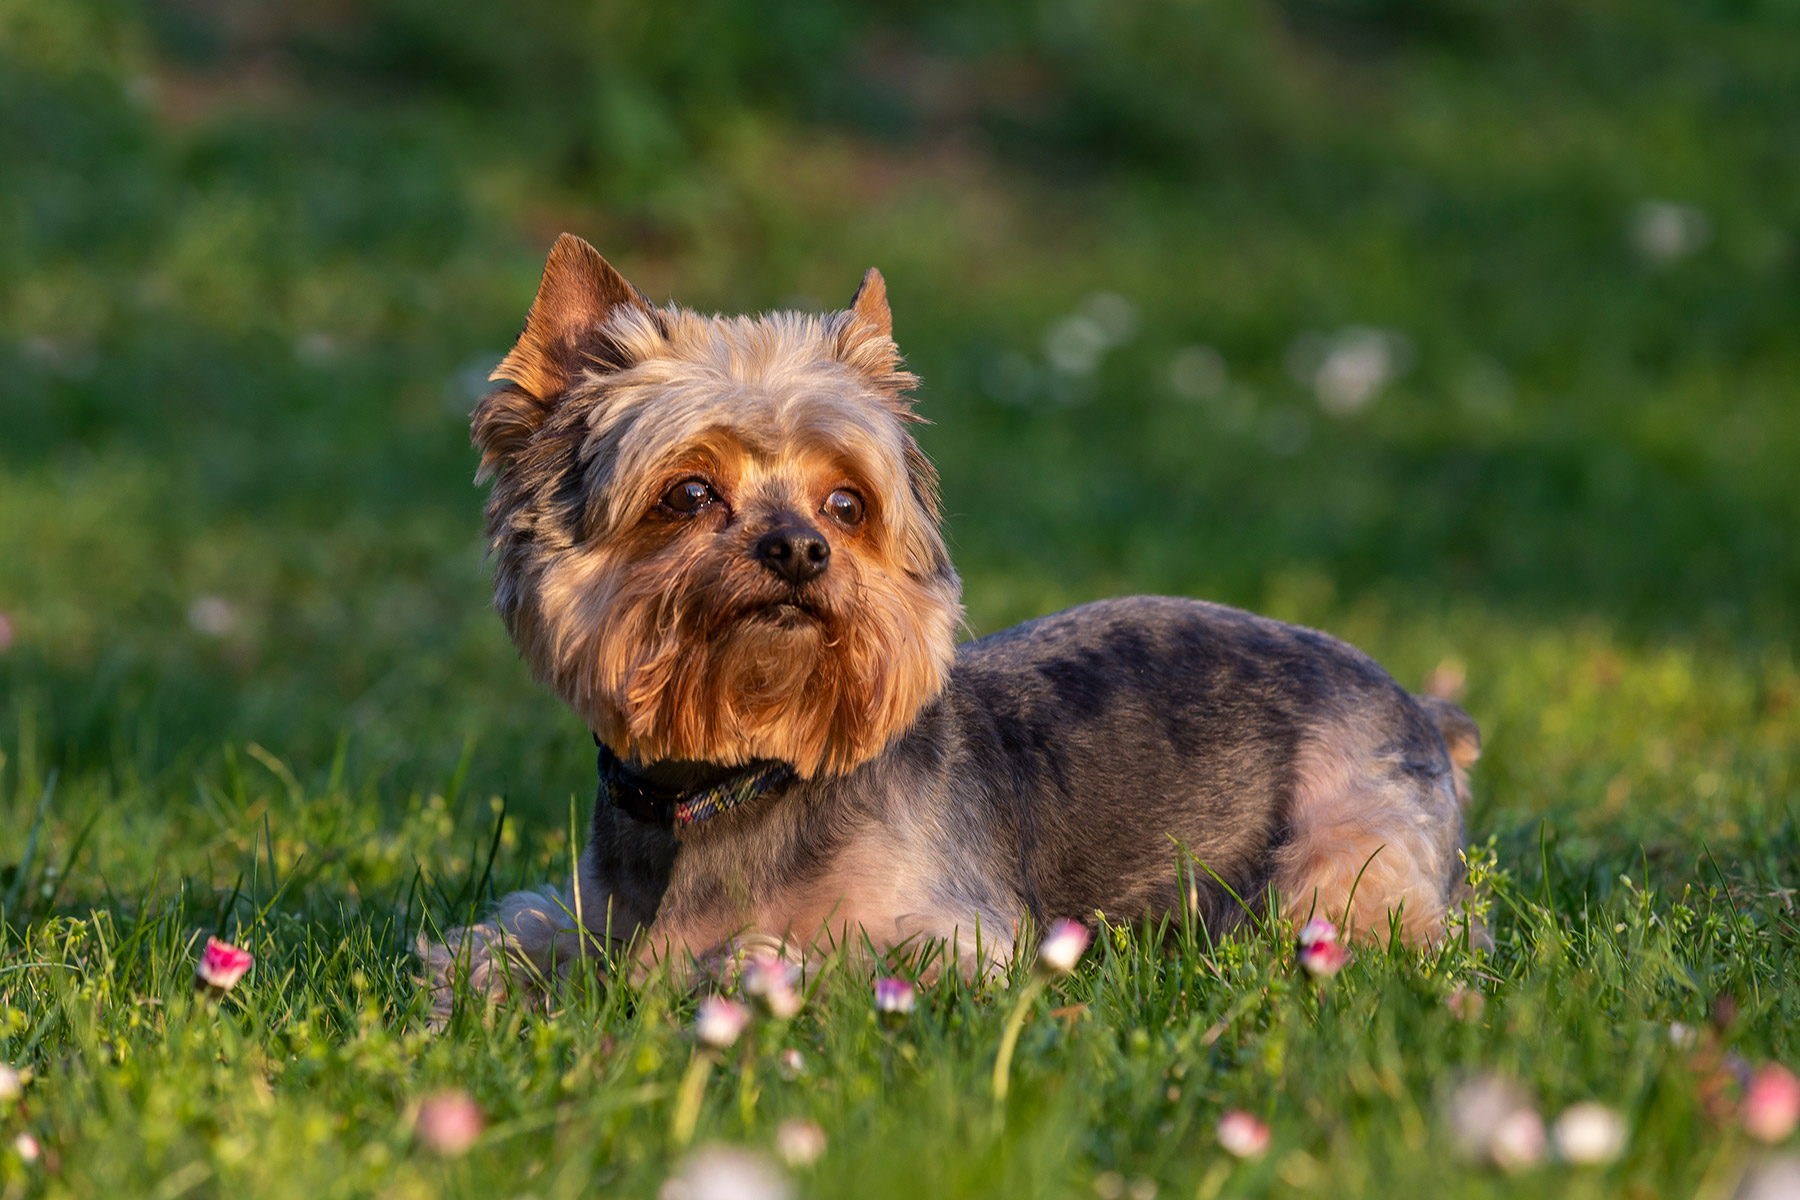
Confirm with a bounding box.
[935,596,1476,941]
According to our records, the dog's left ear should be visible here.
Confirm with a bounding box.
[491,234,650,401]
[474,234,650,479]
[848,268,892,338]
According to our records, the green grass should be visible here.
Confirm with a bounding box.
[2,0,1798,1195]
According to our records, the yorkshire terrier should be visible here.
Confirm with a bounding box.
[422,234,1482,1019]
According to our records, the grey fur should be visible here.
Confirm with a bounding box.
[422,244,1480,1019]
[424,594,1477,1018]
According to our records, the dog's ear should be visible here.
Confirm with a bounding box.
[474,235,650,478]
[834,266,920,417]
[491,234,649,400]
[848,268,891,338]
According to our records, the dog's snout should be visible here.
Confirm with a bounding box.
[754,523,830,584]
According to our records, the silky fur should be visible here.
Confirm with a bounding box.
[421,235,1483,1022]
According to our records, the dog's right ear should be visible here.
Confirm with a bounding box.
[474,234,650,478]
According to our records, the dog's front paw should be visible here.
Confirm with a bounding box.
[417,922,531,1030]
[418,885,603,1029]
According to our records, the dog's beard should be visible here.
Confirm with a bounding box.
[536,543,955,778]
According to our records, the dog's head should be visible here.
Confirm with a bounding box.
[471,235,962,778]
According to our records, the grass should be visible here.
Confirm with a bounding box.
[2,0,1798,1195]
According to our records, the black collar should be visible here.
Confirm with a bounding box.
[595,737,795,828]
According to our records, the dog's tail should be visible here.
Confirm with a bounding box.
[1418,694,1481,808]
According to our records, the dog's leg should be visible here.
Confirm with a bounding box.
[418,871,621,1027]
[1274,701,1478,945]
[419,807,674,1026]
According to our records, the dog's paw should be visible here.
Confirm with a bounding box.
[416,922,539,1031]
[417,885,598,1029]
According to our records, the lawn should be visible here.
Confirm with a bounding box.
[1,0,1797,1196]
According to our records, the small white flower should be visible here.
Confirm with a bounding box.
[1668,1021,1697,1049]
[1630,200,1710,265]
[12,1132,38,1163]
[0,1064,20,1103]
[777,1048,805,1080]
[294,332,340,365]
[1552,1102,1628,1164]
[1038,920,1092,976]
[660,1145,792,1200]
[1490,1108,1546,1171]
[773,1118,826,1167]
[1216,1109,1271,1158]
[1078,292,1139,345]
[1734,1155,1800,1200]
[694,996,752,1049]
[187,595,237,636]
[1448,1074,1542,1168]
[1044,314,1111,376]
[1288,327,1412,416]
[1167,346,1228,402]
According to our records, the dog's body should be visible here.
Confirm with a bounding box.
[422,236,1480,1018]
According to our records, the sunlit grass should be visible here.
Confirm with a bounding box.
[4,0,1799,1193]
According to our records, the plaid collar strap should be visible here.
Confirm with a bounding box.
[595,739,795,828]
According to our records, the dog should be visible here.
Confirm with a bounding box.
[421,234,1482,1020]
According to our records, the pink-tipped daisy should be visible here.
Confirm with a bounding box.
[774,1118,827,1167]
[694,996,752,1049]
[1298,937,1352,977]
[1551,1102,1627,1164]
[1489,1108,1547,1171]
[874,977,915,1028]
[1038,920,1092,976]
[415,1090,484,1157]
[1446,983,1485,1021]
[1447,1074,1545,1170]
[1216,1109,1271,1158]
[1744,1064,1800,1143]
[742,952,803,1020]
[195,937,253,993]
[1296,916,1338,947]
[664,1145,791,1200]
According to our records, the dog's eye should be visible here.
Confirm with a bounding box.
[823,488,865,527]
[662,478,717,514]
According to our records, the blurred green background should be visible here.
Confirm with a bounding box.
[2,0,1796,895]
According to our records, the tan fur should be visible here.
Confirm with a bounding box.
[472,240,962,777]
[775,833,1010,975]
[492,233,649,405]
[1275,711,1475,942]
[848,267,892,338]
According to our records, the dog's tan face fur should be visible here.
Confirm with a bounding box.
[471,236,962,777]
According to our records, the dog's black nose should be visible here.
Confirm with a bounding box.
[754,523,830,584]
